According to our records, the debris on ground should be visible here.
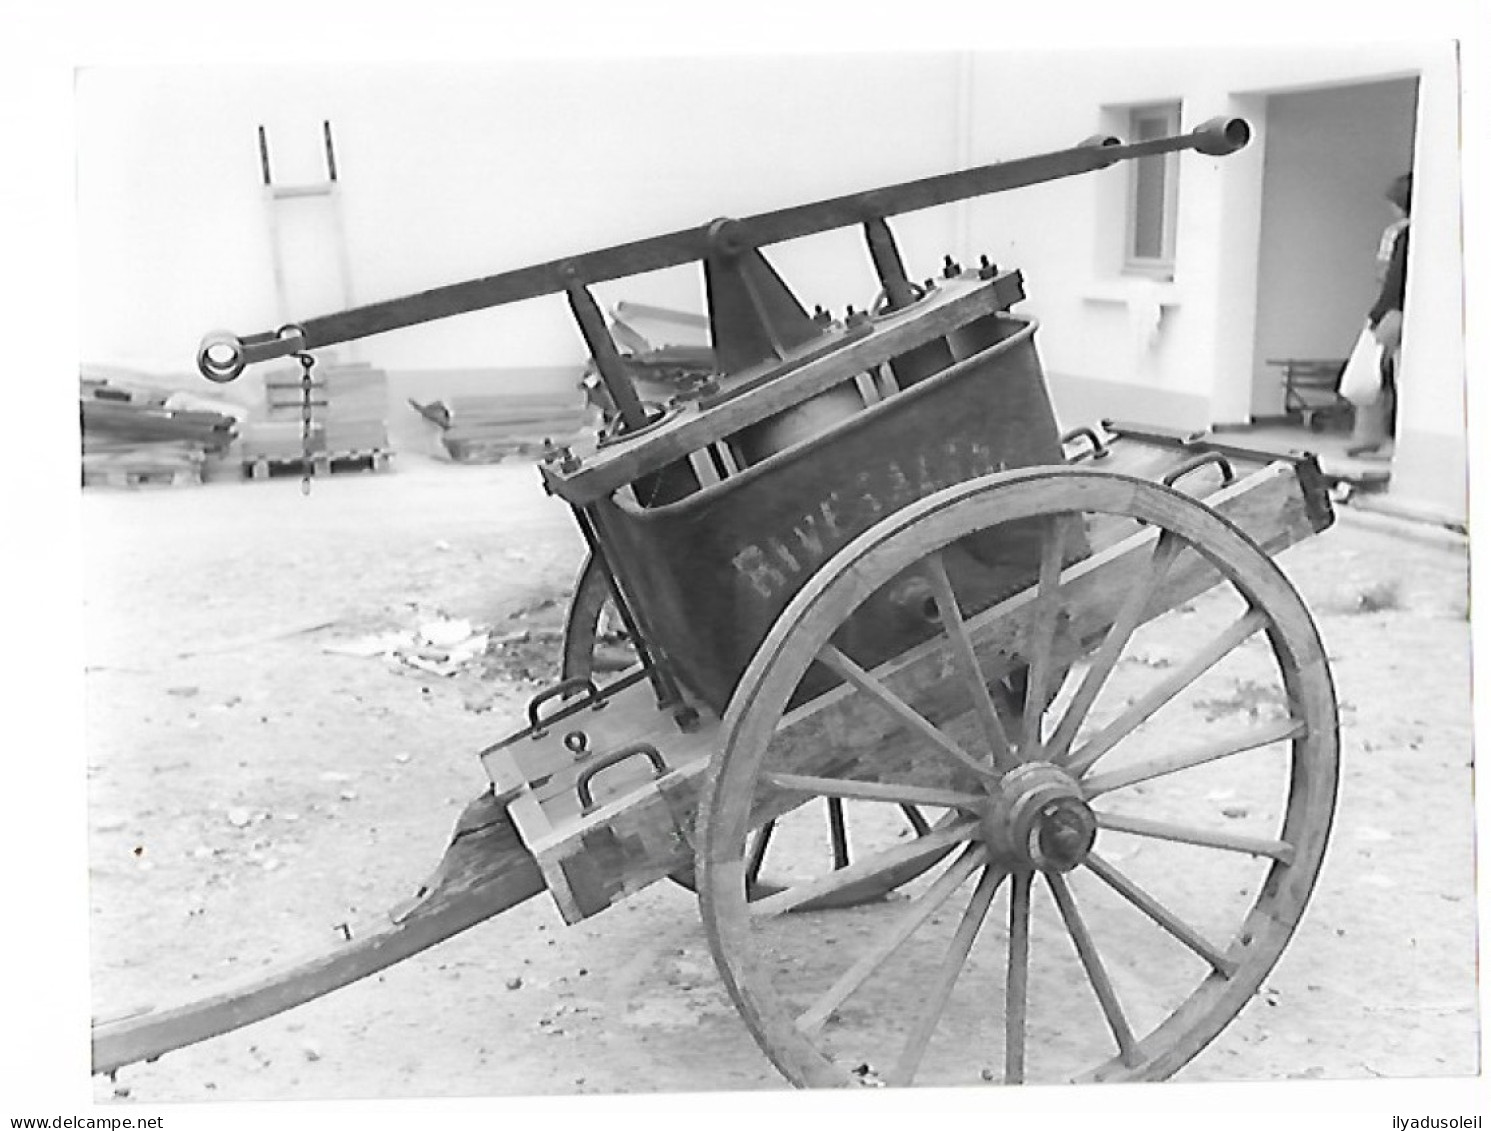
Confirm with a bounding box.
[321,616,491,678]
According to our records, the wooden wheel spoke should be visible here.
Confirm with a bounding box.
[828,798,850,870]
[1063,608,1270,778]
[764,772,985,811]
[923,553,1016,770]
[1046,872,1141,1068]
[1096,811,1296,864]
[1044,531,1186,764]
[1082,717,1305,798]
[889,864,1007,1085]
[745,820,776,888]
[750,820,978,918]
[817,643,998,782]
[1083,852,1238,976]
[795,846,989,1037]
[901,804,932,837]
[1005,870,1033,1084]
[1021,515,1074,757]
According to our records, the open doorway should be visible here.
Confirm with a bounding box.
[1249,78,1418,448]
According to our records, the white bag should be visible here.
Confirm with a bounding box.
[1339,325,1383,407]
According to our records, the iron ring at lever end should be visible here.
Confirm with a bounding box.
[197,331,246,383]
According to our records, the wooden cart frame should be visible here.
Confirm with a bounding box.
[95,115,1340,1088]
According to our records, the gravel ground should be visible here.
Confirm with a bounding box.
[70,455,1480,1105]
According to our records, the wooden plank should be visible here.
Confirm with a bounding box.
[494,461,1319,924]
[762,772,983,810]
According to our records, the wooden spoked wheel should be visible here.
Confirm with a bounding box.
[562,554,953,908]
[560,552,638,685]
[696,468,1338,1087]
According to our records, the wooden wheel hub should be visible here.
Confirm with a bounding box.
[981,762,1096,873]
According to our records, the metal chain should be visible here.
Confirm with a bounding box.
[296,350,317,496]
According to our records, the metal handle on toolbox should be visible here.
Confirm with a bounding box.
[1162,453,1235,490]
[528,677,605,737]
[576,743,668,813]
[1060,426,1109,462]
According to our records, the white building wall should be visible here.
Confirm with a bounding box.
[77,45,1466,520]
[958,43,1464,520]
[960,48,1425,409]
[1390,50,1469,523]
[76,57,969,377]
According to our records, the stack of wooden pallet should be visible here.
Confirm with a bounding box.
[82,439,208,489]
[80,376,239,489]
[241,361,391,477]
[425,391,589,463]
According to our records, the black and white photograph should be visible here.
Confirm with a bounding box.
[6,5,1488,1127]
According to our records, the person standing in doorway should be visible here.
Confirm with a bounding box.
[1348,173,1411,457]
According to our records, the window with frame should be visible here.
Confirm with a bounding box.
[1125,103,1182,278]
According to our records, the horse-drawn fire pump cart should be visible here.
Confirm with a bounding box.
[93,115,1339,1088]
